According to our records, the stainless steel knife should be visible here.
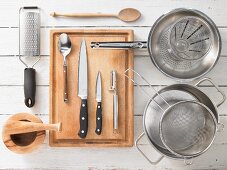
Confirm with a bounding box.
[95,71,102,135]
[78,39,88,138]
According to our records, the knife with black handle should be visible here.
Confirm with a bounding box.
[78,39,88,138]
[78,99,88,138]
[95,72,102,135]
[95,102,102,135]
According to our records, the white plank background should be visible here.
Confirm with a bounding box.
[0,0,227,169]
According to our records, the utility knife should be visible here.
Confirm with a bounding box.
[95,71,102,135]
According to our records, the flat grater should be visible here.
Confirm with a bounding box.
[19,6,40,108]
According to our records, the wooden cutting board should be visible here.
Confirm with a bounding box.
[49,29,134,147]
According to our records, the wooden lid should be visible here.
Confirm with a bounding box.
[2,113,46,154]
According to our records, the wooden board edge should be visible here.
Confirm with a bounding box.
[48,29,134,36]
[49,29,135,147]
[49,30,55,146]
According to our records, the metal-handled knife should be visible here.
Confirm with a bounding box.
[78,39,88,138]
[95,72,102,135]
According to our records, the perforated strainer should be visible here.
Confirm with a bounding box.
[168,16,212,61]
[91,8,221,81]
[160,100,217,158]
[124,68,226,165]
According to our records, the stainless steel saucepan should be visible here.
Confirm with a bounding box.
[92,8,221,81]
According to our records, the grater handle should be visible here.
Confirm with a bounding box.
[24,68,36,108]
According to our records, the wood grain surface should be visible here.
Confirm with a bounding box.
[49,29,134,147]
[2,113,46,154]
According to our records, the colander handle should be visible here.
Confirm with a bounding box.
[135,132,164,165]
[195,78,226,107]
[124,68,170,110]
[90,41,147,49]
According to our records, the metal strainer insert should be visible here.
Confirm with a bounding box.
[160,101,217,158]
[169,16,212,61]
[91,9,221,80]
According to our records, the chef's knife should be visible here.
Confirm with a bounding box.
[78,39,88,138]
[95,71,102,135]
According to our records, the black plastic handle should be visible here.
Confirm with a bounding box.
[24,68,36,108]
[95,102,102,135]
[78,99,88,138]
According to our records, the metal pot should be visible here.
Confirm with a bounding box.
[135,78,226,165]
[91,8,221,81]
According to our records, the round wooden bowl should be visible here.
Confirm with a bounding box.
[2,113,46,154]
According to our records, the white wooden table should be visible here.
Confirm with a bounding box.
[0,0,227,169]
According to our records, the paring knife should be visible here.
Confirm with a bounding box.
[78,39,88,138]
[95,72,102,135]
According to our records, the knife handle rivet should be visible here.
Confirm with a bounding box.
[97,117,100,120]
[82,104,85,107]
[81,130,84,133]
[98,106,100,108]
[82,117,85,120]
[97,129,100,132]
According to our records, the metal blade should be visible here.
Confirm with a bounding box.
[96,72,102,102]
[78,39,87,99]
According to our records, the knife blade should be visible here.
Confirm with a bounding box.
[78,39,88,138]
[95,71,102,135]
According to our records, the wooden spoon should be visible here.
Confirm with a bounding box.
[50,8,141,22]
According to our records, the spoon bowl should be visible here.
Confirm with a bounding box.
[58,33,72,64]
[118,8,141,22]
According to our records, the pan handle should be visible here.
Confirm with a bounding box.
[90,41,147,49]
[135,132,164,165]
[195,77,226,107]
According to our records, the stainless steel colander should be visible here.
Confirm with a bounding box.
[168,16,212,61]
[160,100,217,158]
[124,69,226,165]
[91,8,221,81]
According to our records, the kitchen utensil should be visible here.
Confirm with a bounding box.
[95,71,102,135]
[50,8,141,22]
[168,16,212,61]
[58,33,72,102]
[2,113,61,154]
[78,39,88,138]
[124,69,225,164]
[91,8,221,81]
[109,70,118,130]
[19,6,41,107]
[4,120,61,135]
[49,29,134,147]
[160,100,217,158]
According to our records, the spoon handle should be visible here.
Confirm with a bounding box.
[50,12,116,18]
[63,65,68,102]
